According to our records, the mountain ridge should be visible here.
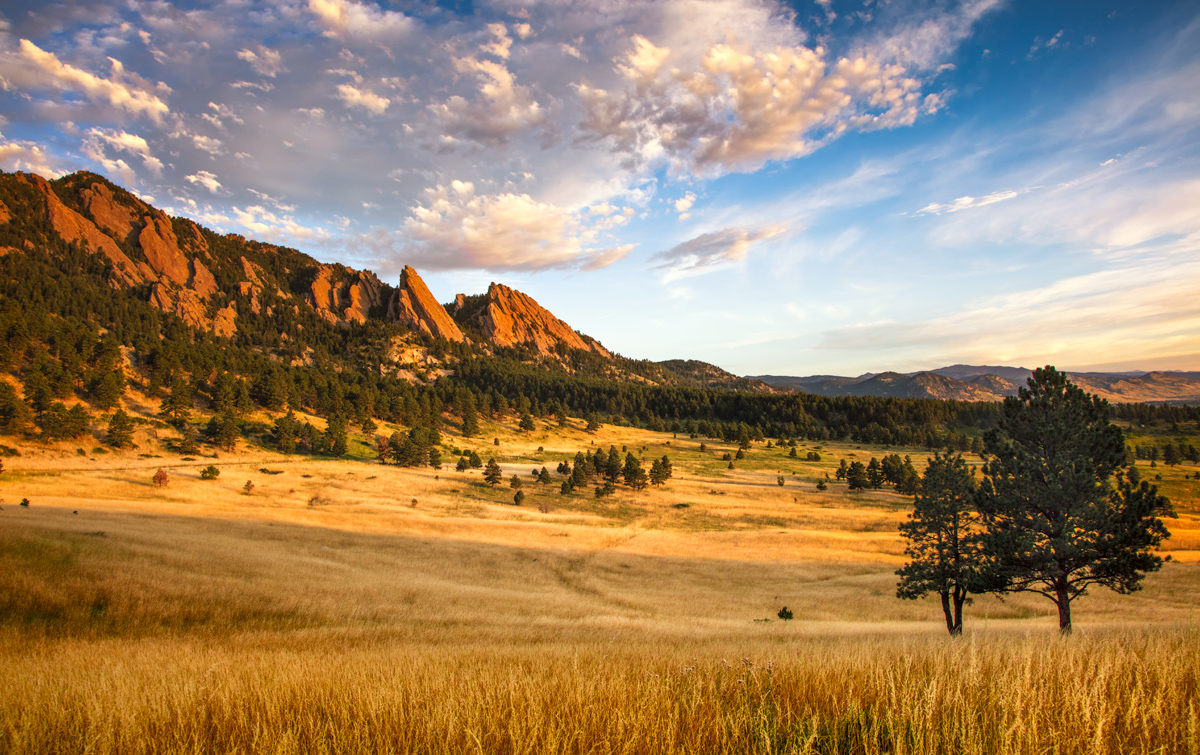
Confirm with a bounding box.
[751,367,1200,404]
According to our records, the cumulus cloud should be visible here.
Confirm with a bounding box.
[578,34,941,176]
[650,224,788,274]
[82,127,164,179]
[673,191,696,219]
[428,24,546,145]
[336,83,389,114]
[185,170,223,193]
[232,205,329,244]
[398,181,635,271]
[7,39,169,123]
[236,46,286,78]
[914,189,1019,215]
[308,0,414,40]
[0,133,67,178]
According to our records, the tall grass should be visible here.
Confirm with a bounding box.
[3,629,1197,754]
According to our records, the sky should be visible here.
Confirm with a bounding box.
[1,0,1198,377]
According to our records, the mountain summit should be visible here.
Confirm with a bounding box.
[0,170,608,360]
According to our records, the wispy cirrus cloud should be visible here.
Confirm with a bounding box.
[650,224,789,277]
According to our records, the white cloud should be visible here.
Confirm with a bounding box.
[480,23,513,60]
[232,205,329,244]
[429,63,544,145]
[673,191,696,216]
[308,0,414,40]
[914,189,1019,215]
[650,224,788,276]
[236,46,286,78]
[336,83,389,114]
[0,133,68,178]
[191,133,223,155]
[83,127,164,178]
[578,34,942,176]
[185,170,223,194]
[8,39,169,123]
[397,182,635,271]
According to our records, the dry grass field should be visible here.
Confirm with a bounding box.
[2,413,1199,753]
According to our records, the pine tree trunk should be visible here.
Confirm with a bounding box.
[940,590,963,636]
[952,583,966,637]
[1055,579,1072,634]
[940,591,955,636]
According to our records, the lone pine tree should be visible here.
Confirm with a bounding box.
[977,367,1175,634]
[896,452,983,636]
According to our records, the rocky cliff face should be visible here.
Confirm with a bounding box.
[389,265,465,342]
[1,171,406,339]
[455,282,609,357]
[2,170,611,361]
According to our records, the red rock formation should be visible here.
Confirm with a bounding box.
[389,266,465,342]
[190,258,219,299]
[138,213,190,286]
[18,173,144,286]
[469,282,609,357]
[80,182,139,244]
[343,272,384,324]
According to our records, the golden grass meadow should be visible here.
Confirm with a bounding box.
[2,414,1199,754]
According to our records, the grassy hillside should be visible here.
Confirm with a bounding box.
[1,411,1198,753]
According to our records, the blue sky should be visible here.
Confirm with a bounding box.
[1,0,1197,376]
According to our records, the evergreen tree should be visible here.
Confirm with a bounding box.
[469,450,483,468]
[538,467,552,484]
[978,367,1175,634]
[462,402,480,437]
[896,453,983,636]
[649,457,667,486]
[322,415,349,456]
[274,410,300,454]
[208,410,240,451]
[160,376,192,427]
[428,446,442,470]
[846,461,868,491]
[106,408,134,448]
[456,456,470,472]
[518,413,535,432]
[90,369,126,411]
[623,453,648,490]
[866,457,884,489]
[1162,443,1181,466]
[484,458,503,486]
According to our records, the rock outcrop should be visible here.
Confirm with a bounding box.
[1,171,618,359]
[459,282,609,357]
[308,265,386,325]
[389,266,465,342]
[19,173,145,287]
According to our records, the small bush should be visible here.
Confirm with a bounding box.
[778,606,794,621]
[513,491,525,506]
[152,469,169,487]
[242,480,255,495]
[200,465,220,480]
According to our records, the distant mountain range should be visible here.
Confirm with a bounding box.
[750,366,1200,405]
